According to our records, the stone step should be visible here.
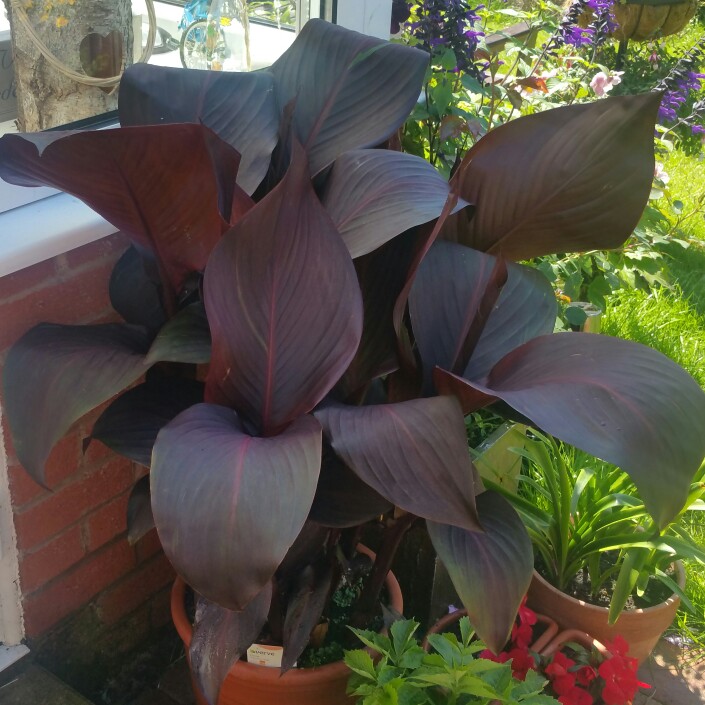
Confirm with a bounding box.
[0,664,93,705]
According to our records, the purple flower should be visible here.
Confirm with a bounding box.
[407,0,486,77]
[692,124,705,135]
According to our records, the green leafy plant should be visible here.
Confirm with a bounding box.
[345,617,559,705]
[490,431,705,622]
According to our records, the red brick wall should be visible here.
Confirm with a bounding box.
[0,233,174,640]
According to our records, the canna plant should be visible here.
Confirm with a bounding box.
[1,17,705,705]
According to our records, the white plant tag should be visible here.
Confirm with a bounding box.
[246,643,285,668]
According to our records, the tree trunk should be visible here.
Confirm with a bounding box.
[3,0,134,131]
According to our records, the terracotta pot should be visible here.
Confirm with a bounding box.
[527,562,685,664]
[423,607,559,654]
[171,546,404,705]
[611,0,699,41]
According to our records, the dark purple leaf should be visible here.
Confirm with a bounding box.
[90,375,204,466]
[271,19,428,175]
[309,444,392,528]
[109,246,166,330]
[427,490,533,654]
[119,64,278,195]
[151,404,322,610]
[277,522,330,579]
[0,125,242,291]
[3,324,151,485]
[315,396,480,531]
[282,559,334,672]
[433,368,496,415]
[336,230,420,400]
[191,582,272,705]
[204,144,363,434]
[410,241,556,386]
[323,149,469,258]
[443,93,660,260]
[459,333,705,528]
[393,196,460,372]
[145,303,211,365]
[126,475,154,545]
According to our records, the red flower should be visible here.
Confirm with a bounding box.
[598,654,649,704]
[506,646,535,681]
[558,685,594,705]
[576,665,597,686]
[604,635,630,658]
[546,651,577,695]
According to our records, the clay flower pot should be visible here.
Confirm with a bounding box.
[423,607,559,654]
[611,0,699,41]
[527,562,685,664]
[171,546,404,705]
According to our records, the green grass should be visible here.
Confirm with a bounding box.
[603,287,705,649]
[603,288,705,385]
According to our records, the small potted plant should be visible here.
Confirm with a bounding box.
[1,15,705,705]
[490,431,705,663]
[345,615,562,705]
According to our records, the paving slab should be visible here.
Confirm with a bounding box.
[132,689,183,705]
[0,664,93,705]
[634,639,705,705]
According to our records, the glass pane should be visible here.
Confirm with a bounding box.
[0,0,307,132]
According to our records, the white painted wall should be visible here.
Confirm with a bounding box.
[335,0,392,39]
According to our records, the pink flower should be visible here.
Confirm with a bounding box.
[590,70,623,97]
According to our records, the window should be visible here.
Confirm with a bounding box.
[0,0,328,135]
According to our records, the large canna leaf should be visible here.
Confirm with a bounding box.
[282,558,334,673]
[191,583,272,705]
[444,333,705,528]
[109,246,166,330]
[271,19,428,175]
[410,241,556,385]
[0,125,247,291]
[308,444,392,528]
[126,475,154,545]
[442,93,660,260]
[151,404,322,610]
[119,64,278,195]
[427,491,533,654]
[204,144,363,434]
[90,374,204,466]
[323,150,469,258]
[3,324,151,485]
[145,303,211,365]
[315,396,480,531]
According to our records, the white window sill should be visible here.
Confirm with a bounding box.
[0,194,116,278]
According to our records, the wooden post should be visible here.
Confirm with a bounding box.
[2,0,133,131]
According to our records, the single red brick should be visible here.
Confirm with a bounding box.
[59,234,128,271]
[81,437,115,468]
[134,527,162,564]
[14,456,135,551]
[22,539,135,637]
[18,525,86,594]
[85,491,130,553]
[44,433,84,488]
[97,552,174,625]
[0,258,59,304]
